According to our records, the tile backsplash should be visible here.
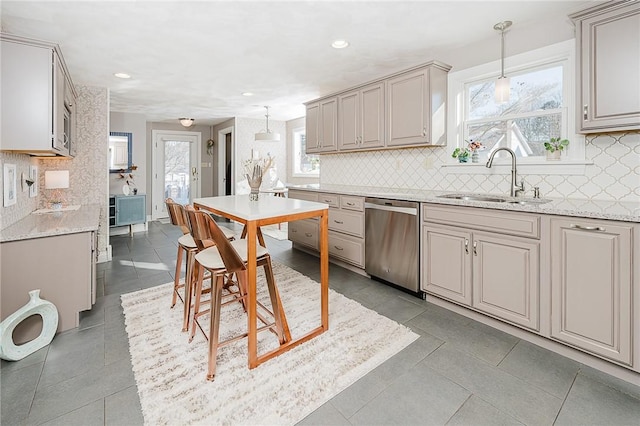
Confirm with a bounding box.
[321,132,640,203]
[0,152,39,229]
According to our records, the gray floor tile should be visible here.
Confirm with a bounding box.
[446,395,524,426]
[298,402,351,426]
[349,363,470,425]
[497,339,580,399]
[372,294,427,324]
[38,326,105,388]
[40,399,104,426]
[105,385,143,426]
[423,344,562,425]
[0,361,42,425]
[578,364,640,400]
[555,374,640,426]
[0,346,48,375]
[407,303,518,365]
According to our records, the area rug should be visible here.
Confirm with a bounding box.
[260,222,289,241]
[121,261,418,425]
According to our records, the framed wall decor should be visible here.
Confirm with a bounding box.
[29,165,38,198]
[3,163,17,207]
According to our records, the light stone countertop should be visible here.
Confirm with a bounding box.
[287,184,640,223]
[0,204,101,243]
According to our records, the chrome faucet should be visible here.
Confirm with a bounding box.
[486,147,525,197]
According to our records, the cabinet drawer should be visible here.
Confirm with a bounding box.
[318,193,339,208]
[340,196,364,212]
[288,190,318,202]
[329,231,365,267]
[423,205,540,239]
[288,219,318,250]
[329,210,364,237]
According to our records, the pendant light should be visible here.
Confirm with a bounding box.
[254,106,280,142]
[494,20,512,104]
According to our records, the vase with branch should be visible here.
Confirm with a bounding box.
[243,154,274,201]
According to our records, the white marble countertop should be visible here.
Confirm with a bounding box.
[1,204,101,243]
[193,195,328,222]
[288,184,640,223]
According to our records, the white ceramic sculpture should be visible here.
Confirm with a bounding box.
[0,290,58,361]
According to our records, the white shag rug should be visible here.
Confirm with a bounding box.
[121,261,418,425]
[260,222,289,241]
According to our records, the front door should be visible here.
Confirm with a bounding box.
[152,130,201,220]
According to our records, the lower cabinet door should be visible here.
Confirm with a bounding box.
[288,219,319,250]
[472,232,540,331]
[550,218,633,366]
[422,225,472,306]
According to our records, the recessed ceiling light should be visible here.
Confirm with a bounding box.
[331,40,349,49]
[114,73,131,79]
[242,92,254,97]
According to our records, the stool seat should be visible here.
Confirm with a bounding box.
[195,240,269,270]
[178,234,197,249]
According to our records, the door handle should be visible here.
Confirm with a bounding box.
[464,239,469,254]
[570,224,605,232]
[333,220,344,224]
[473,241,478,256]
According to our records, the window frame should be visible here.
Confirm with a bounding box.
[291,126,320,178]
[445,39,589,175]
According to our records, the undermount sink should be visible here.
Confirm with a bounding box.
[437,194,552,205]
[437,194,507,203]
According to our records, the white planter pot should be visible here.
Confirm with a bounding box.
[546,150,561,160]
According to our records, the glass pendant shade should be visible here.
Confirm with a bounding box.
[495,76,510,103]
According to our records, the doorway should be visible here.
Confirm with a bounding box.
[216,126,234,196]
[151,130,201,220]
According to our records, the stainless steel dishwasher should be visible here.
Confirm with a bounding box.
[365,198,422,298]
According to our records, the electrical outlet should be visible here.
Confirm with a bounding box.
[395,159,402,171]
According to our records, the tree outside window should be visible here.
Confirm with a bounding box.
[292,128,319,176]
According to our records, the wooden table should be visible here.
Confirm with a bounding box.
[193,195,329,369]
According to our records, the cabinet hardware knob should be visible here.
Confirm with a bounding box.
[346,202,354,206]
[334,246,344,250]
[422,127,427,137]
[473,241,477,256]
[583,105,588,120]
[305,232,313,237]
[334,220,344,224]
[570,224,605,232]
[464,239,469,254]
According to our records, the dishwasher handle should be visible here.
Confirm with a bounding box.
[364,202,417,216]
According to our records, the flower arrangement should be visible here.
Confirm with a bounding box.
[467,139,483,152]
[119,165,138,193]
[451,147,470,161]
[452,140,484,163]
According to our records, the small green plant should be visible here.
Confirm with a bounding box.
[544,137,569,153]
[451,147,470,159]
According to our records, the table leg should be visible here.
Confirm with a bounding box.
[319,210,329,330]
[241,224,266,247]
[246,221,258,368]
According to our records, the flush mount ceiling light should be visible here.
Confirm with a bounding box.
[179,118,194,128]
[242,92,254,97]
[494,20,512,104]
[331,39,349,49]
[254,106,280,142]
[114,72,131,79]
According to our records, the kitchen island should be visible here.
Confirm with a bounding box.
[1,205,100,343]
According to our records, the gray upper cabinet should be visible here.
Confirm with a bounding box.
[1,33,77,157]
[387,62,449,147]
[306,97,337,154]
[338,82,385,151]
[306,60,450,154]
[571,1,640,133]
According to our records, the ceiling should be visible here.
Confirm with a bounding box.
[0,1,597,126]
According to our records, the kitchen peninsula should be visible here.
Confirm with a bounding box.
[1,205,100,343]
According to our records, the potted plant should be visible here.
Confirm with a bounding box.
[544,137,569,160]
[452,147,470,163]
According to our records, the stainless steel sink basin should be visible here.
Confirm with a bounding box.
[438,193,553,205]
[438,194,507,203]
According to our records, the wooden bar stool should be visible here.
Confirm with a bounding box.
[164,198,234,332]
[185,206,291,380]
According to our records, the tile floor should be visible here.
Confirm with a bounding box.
[2,220,639,425]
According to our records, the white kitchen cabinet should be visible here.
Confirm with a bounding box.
[305,97,337,154]
[338,82,385,151]
[387,62,449,147]
[0,33,77,157]
[422,205,540,331]
[550,217,634,366]
[571,1,640,133]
